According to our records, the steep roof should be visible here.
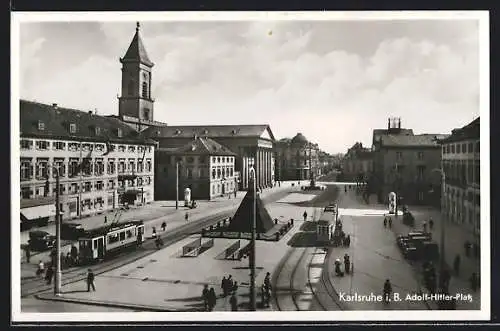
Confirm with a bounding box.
[226,188,275,233]
[157,137,236,156]
[441,117,480,143]
[143,124,275,141]
[380,134,448,148]
[20,100,155,145]
[120,22,154,67]
[372,128,414,146]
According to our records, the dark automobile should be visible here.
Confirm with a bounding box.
[28,230,56,251]
[397,232,432,250]
[324,204,337,213]
[404,241,439,261]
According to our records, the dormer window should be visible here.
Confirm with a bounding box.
[117,128,123,138]
[95,127,101,136]
[175,130,181,135]
[69,123,77,134]
[231,129,237,135]
[38,120,45,131]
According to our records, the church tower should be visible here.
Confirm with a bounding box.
[118,22,155,129]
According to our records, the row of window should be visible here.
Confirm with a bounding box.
[20,158,152,181]
[170,155,235,165]
[443,141,479,155]
[444,201,480,229]
[393,151,426,160]
[443,159,480,187]
[20,177,152,200]
[36,120,127,138]
[21,139,152,154]
[444,187,480,206]
[211,181,235,195]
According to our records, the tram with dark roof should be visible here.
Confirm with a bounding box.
[77,220,145,264]
[316,204,338,243]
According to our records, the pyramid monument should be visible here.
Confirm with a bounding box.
[226,185,275,233]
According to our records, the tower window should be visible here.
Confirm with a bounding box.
[143,108,150,121]
[142,82,148,98]
[69,123,77,134]
[117,128,123,138]
[38,121,45,131]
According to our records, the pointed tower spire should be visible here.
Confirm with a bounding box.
[120,22,154,67]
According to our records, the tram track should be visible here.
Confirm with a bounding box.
[21,210,233,298]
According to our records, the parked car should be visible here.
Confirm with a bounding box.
[61,223,84,241]
[397,232,432,250]
[402,211,415,226]
[404,240,439,261]
[28,230,56,251]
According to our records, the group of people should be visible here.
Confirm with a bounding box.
[383,216,393,228]
[201,274,240,312]
[334,254,351,277]
[221,274,239,297]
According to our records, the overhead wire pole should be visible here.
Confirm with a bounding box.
[249,165,257,311]
[176,161,179,209]
[53,166,62,296]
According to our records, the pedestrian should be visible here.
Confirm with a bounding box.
[66,252,72,267]
[202,284,209,311]
[232,281,238,294]
[208,287,216,311]
[221,276,228,297]
[161,221,167,232]
[60,252,65,270]
[104,216,107,223]
[152,227,157,238]
[423,221,427,233]
[71,245,78,265]
[25,246,31,263]
[388,217,392,228]
[344,254,350,274]
[429,218,434,230]
[230,292,238,311]
[45,265,54,285]
[36,260,45,277]
[303,211,308,222]
[87,268,96,292]
[453,255,461,275]
[383,279,392,303]
[185,212,189,222]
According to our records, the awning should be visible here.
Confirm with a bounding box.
[124,189,142,195]
[21,204,57,221]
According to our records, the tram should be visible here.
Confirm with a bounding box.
[316,208,337,243]
[77,220,145,264]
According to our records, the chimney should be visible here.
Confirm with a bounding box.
[398,117,401,129]
[387,118,390,130]
[88,111,93,115]
[52,103,58,109]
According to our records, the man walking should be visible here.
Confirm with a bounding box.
[25,246,31,263]
[87,268,96,292]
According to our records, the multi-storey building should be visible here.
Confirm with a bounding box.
[19,100,155,226]
[341,142,373,182]
[155,137,238,200]
[440,117,480,235]
[371,118,448,205]
[274,133,321,181]
[143,125,275,191]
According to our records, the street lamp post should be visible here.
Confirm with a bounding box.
[175,161,179,210]
[53,167,62,296]
[432,167,446,292]
[248,166,257,311]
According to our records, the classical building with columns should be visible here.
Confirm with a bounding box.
[142,125,275,191]
[440,117,480,237]
[19,100,155,229]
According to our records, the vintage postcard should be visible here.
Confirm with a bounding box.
[11,11,490,322]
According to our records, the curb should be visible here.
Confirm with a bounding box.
[34,293,196,312]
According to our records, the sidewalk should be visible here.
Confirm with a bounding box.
[356,191,481,310]
[33,200,314,312]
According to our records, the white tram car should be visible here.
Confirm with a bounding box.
[78,220,145,264]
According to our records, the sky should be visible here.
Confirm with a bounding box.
[18,16,482,154]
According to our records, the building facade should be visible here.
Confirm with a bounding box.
[155,137,238,200]
[274,133,321,181]
[440,118,480,235]
[19,100,155,225]
[371,118,447,205]
[143,125,275,191]
[341,142,373,182]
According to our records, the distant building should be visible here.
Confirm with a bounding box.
[341,142,373,182]
[155,137,238,200]
[19,100,155,227]
[144,125,275,191]
[274,133,321,181]
[371,117,448,205]
[440,118,480,235]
